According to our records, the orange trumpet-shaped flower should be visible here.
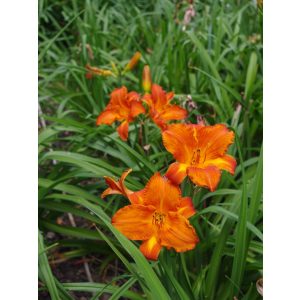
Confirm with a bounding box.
[101,169,133,199]
[143,84,187,130]
[124,52,141,72]
[163,123,237,191]
[108,172,198,260]
[96,86,145,141]
[101,169,145,204]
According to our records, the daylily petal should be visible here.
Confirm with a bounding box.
[162,123,196,163]
[142,93,153,106]
[120,169,132,187]
[117,121,129,141]
[112,204,155,240]
[130,100,145,118]
[128,189,145,205]
[149,111,167,130]
[96,109,120,125]
[159,105,187,121]
[165,162,188,185]
[197,124,235,160]
[153,118,167,130]
[151,84,167,108]
[205,154,237,175]
[143,173,181,212]
[178,197,196,219]
[127,91,140,103]
[101,177,122,198]
[140,235,162,260]
[110,86,128,107]
[166,91,174,103]
[160,212,199,252]
[103,176,120,192]
[101,187,122,198]
[187,166,221,191]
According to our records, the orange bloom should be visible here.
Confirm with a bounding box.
[163,123,236,191]
[143,84,187,130]
[96,86,145,141]
[101,169,133,199]
[124,52,141,72]
[106,171,198,260]
[101,169,145,204]
[85,64,114,79]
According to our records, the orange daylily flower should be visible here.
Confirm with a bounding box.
[162,123,237,191]
[143,84,187,130]
[96,86,145,141]
[85,64,114,79]
[101,169,156,203]
[101,169,144,204]
[101,169,133,199]
[106,171,198,260]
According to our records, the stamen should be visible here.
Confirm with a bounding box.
[191,149,201,165]
[152,212,166,227]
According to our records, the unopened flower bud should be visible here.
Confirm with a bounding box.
[85,64,114,79]
[124,52,141,72]
[142,65,152,93]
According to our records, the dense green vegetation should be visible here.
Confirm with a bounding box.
[38,0,263,299]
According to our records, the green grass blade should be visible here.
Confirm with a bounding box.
[197,206,262,241]
[109,277,138,300]
[229,134,248,298]
[39,9,85,61]
[160,258,192,300]
[38,231,60,300]
[62,282,143,300]
[244,52,258,101]
[249,145,263,224]
[106,135,157,174]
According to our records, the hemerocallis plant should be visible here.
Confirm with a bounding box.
[102,170,199,260]
[142,65,187,130]
[162,123,236,191]
[96,86,145,141]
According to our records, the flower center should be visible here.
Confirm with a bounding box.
[191,145,210,166]
[152,212,166,227]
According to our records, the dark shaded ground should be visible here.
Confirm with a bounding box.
[38,213,134,300]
